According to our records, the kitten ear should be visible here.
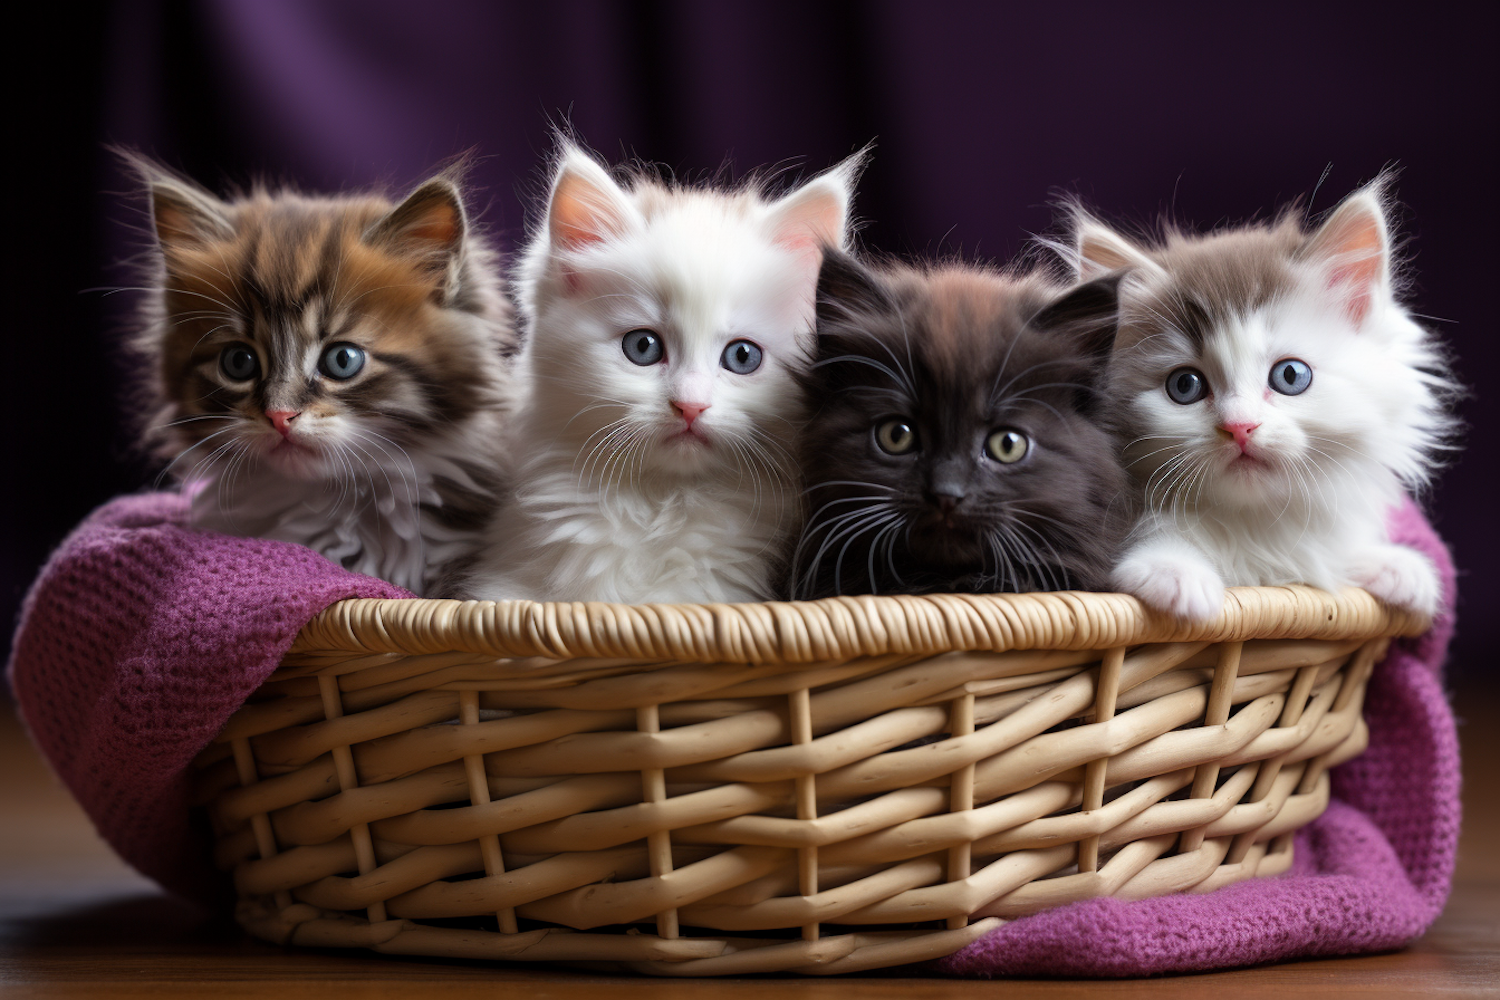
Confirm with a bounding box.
[1030,275,1123,408]
[1302,182,1391,327]
[1067,208,1161,282]
[366,176,468,293]
[118,151,233,250]
[546,146,639,252]
[766,147,867,261]
[815,248,890,339]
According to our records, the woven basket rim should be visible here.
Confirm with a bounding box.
[287,585,1426,663]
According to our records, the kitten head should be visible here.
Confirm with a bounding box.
[1070,178,1454,517]
[129,154,513,484]
[791,251,1130,597]
[516,141,864,485]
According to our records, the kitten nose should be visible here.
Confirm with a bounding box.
[266,410,301,438]
[672,401,710,427]
[1218,421,1260,452]
[930,486,965,518]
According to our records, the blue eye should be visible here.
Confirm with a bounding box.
[319,343,366,380]
[721,339,763,374]
[1165,367,1207,404]
[623,329,664,366]
[219,344,259,381]
[1269,358,1312,396]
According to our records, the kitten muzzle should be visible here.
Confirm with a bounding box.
[1217,421,1261,454]
[267,409,301,439]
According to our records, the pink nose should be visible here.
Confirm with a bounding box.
[1219,421,1260,452]
[267,410,300,438]
[672,401,710,427]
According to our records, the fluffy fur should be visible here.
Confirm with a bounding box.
[789,251,1131,598]
[459,142,863,603]
[130,155,517,595]
[1067,178,1455,619]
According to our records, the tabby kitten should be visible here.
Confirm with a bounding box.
[131,155,516,595]
[790,251,1131,599]
[459,141,863,604]
[1069,179,1455,620]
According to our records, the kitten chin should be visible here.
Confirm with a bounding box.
[788,250,1132,599]
[125,152,518,595]
[457,139,865,604]
[1069,176,1458,620]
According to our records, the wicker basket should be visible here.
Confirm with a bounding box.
[194,586,1425,976]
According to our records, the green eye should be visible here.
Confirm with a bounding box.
[986,429,1029,464]
[219,343,259,381]
[874,419,918,455]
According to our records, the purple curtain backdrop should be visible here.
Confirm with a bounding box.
[10,1,1498,681]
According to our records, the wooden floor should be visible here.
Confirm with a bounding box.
[2,684,1495,999]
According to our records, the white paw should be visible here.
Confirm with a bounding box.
[1113,554,1225,621]
[1348,545,1441,617]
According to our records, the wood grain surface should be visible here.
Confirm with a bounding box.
[2,683,1495,998]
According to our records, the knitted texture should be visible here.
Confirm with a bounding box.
[6,492,407,903]
[6,493,1458,974]
[934,499,1460,976]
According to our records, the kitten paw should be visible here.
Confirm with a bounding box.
[1348,545,1441,617]
[1113,555,1225,622]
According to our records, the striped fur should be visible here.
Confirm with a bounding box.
[128,155,517,594]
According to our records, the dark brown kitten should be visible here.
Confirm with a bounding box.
[127,153,517,594]
[789,251,1130,598]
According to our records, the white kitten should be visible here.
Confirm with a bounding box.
[1067,179,1455,620]
[460,143,863,603]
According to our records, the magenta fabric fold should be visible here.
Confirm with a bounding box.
[935,499,1460,976]
[6,492,409,904]
[6,493,1458,974]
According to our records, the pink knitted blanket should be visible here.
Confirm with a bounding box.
[6,493,1459,975]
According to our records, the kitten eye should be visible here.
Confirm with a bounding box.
[721,339,763,375]
[1165,367,1208,404]
[319,343,366,380]
[985,429,1029,464]
[219,343,259,381]
[874,419,919,455]
[622,329,664,366]
[1269,358,1313,396]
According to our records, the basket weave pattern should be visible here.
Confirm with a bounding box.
[196,586,1425,975]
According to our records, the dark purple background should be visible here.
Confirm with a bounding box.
[10,1,1497,680]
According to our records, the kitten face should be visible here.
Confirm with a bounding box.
[140,168,510,485]
[792,253,1130,597]
[1084,189,1446,517]
[518,145,862,486]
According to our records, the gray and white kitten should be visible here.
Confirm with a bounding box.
[1068,179,1455,620]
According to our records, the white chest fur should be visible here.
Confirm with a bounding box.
[466,456,791,604]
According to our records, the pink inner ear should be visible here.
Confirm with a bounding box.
[1328,261,1376,325]
[777,232,824,289]
[550,172,623,252]
[406,203,459,248]
[1318,209,1385,328]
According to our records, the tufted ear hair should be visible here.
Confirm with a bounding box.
[117,149,234,251]
[1029,273,1124,411]
[765,145,868,258]
[814,248,892,348]
[366,175,468,296]
[1302,178,1392,327]
[1074,217,1152,283]
[545,143,640,253]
